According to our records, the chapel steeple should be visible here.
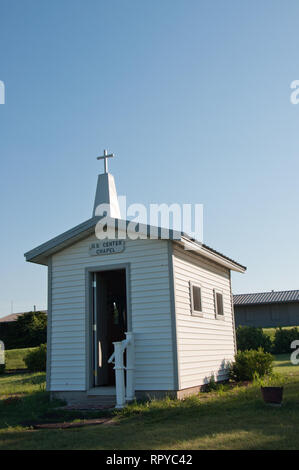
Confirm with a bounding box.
[92,149,121,219]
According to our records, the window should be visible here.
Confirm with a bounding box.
[214,290,224,317]
[190,282,202,315]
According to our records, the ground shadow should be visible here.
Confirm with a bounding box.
[1,380,299,449]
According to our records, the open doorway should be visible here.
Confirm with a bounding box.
[92,268,127,387]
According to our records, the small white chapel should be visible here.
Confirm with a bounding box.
[25,151,246,407]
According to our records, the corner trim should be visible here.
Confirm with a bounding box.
[168,241,180,390]
[46,257,52,391]
[229,271,237,356]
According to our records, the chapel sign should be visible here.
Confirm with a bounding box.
[89,240,125,256]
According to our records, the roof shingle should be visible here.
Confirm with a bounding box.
[233,290,299,306]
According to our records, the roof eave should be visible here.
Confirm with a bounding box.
[178,236,246,273]
[24,218,246,273]
[24,217,183,265]
[24,217,98,265]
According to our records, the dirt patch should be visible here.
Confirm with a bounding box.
[1,394,24,404]
[31,418,117,430]
[5,369,28,375]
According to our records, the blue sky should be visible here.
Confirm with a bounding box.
[0,0,298,315]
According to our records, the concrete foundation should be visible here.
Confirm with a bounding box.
[51,384,210,407]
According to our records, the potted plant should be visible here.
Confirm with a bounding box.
[259,373,285,405]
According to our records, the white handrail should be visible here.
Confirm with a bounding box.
[108,332,134,409]
[125,332,135,402]
[108,337,129,364]
[108,351,115,364]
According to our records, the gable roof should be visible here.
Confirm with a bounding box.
[24,216,246,273]
[0,313,22,322]
[233,290,299,306]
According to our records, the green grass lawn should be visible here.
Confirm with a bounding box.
[0,354,299,450]
[5,347,36,370]
[273,353,299,375]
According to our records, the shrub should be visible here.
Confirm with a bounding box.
[24,344,47,372]
[205,374,228,393]
[16,311,47,347]
[236,326,272,353]
[205,374,218,392]
[229,348,274,382]
[0,363,5,375]
[272,327,299,354]
[254,371,286,387]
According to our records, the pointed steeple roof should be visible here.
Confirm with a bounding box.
[92,173,121,218]
[92,149,121,218]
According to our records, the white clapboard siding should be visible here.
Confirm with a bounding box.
[49,235,173,391]
[173,244,235,389]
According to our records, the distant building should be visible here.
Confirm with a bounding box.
[233,290,299,328]
[0,311,47,325]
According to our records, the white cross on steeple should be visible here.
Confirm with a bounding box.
[97,149,114,174]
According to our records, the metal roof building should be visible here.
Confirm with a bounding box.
[233,290,299,328]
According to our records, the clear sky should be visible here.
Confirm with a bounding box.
[0,0,298,316]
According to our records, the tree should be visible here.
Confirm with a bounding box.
[15,311,47,348]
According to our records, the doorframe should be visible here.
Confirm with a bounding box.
[85,263,131,390]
